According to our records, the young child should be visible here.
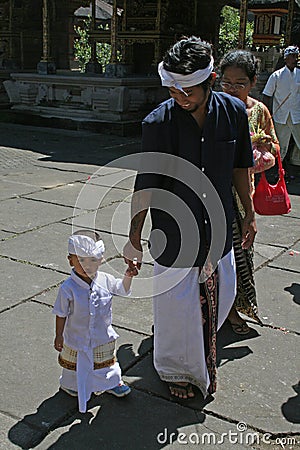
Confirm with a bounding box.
[53,230,138,413]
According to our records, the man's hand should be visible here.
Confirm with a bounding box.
[124,265,139,277]
[241,213,257,249]
[123,239,143,270]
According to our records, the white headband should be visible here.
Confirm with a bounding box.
[284,46,299,57]
[68,235,105,259]
[158,58,214,95]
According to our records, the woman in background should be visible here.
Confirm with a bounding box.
[219,50,279,334]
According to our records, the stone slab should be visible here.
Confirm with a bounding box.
[125,323,300,435]
[0,413,36,450]
[0,302,66,420]
[255,214,299,248]
[31,288,57,308]
[115,326,153,371]
[0,123,140,167]
[113,294,154,337]
[0,179,42,201]
[267,244,300,273]
[0,301,151,421]
[0,230,14,240]
[33,161,122,176]
[1,123,299,450]
[255,266,299,331]
[2,166,87,189]
[33,141,140,166]
[124,353,210,410]
[0,146,43,173]
[102,256,154,299]
[210,322,300,435]
[254,243,284,270]
[287,194,300,219]
[67,201,152,241]
[0,222,74,272]
[87,169,136,191]
[30,392,268,450]
[0,223,134,272]
[24,181,129,210]
[0,258,64,310]
[0,223,152,272]
[0,197,74,233]
[31,391,202,450]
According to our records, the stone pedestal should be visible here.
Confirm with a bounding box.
[104,64,133,78]
[85,61,102,74]
[3,72,168,135]
[37,61,56,75]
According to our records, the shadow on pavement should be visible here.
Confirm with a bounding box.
[217,320,260,368]
[0,123,141,167]
[284,283,300,306]
[7,326,263,449]
[281,382,300,424]
[8,389,205,450]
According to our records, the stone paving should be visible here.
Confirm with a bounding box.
[0,123,299,450]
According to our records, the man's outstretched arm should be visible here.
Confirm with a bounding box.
[123,190,152,269]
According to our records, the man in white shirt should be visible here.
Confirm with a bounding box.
[262,46,300,166]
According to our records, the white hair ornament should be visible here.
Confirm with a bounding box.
[68,235,105,259]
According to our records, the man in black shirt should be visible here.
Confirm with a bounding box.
[124,37,256,400]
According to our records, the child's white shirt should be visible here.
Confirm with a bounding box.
[53,269,131,412]
[53,269,131,351]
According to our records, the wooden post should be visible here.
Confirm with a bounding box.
[285,0,295,46]
[105,0,132,76]
[85,0,102,73]
[156,0,161,31]
[42,0,49,61]
[9,0,13,58]
[91,0,97,63]
[37,0,56,73]
[110,0,118,63]
[238,0,248,49]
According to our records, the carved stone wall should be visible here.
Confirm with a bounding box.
[4,72,168,122]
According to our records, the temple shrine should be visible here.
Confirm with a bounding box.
[1,0,299,134]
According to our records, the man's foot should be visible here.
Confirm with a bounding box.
[230,322,251,335]
[107,382,131,397]
[60,386,78,397]
[168,382,195,399]
[228,308,251,335]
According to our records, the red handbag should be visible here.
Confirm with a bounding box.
[253,151,291,215]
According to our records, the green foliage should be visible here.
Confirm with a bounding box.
[218,6,253,56]
[74,19,91,71]
[74,18,121,72]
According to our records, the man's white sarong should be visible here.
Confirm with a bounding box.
[153,248,236,396]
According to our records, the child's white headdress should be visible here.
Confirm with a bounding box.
[68,235,105,259]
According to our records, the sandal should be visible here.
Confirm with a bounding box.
[168,382,195,399]
[230,321,251,335]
